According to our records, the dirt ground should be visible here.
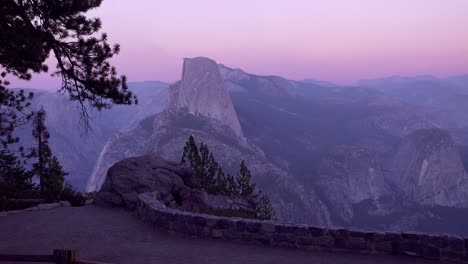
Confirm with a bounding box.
[0,206,441,264]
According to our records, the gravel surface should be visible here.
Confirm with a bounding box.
[0,206,440,264]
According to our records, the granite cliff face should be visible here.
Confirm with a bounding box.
[385,127,468,207]
[169,57,244,139]
[313,128,468,229]
[316,145,391,223]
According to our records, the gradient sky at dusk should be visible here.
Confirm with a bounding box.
[13,0,468,89]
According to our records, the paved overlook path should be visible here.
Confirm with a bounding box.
[0,206,438,264]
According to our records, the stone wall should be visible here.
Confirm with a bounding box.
[137,192,468,262]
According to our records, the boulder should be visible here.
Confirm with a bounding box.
[95,155,257,217]
[59,201,71,207]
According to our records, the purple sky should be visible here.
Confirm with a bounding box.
[12,0,468,89]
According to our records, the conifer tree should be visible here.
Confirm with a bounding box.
[199,143,216,192]
[45,156,68,201]
[226,174,239,196]
[205,152,220,193]
[215,167,228,195]
[1,2,133,199]
[0,149,34,198]
[0,86,34,150]
[179,136,275,220]
[30,107,68,199]
[180,135,200,169]
[1,0,137,122]
[237,160,256,197]
[181,136,220,193]
[30,107,51,194]
[256,194,275,220]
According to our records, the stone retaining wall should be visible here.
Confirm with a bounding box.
[137,192,468,262]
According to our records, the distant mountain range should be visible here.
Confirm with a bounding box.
[14,58,468,235]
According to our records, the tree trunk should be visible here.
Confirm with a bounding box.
[38,128,44,194]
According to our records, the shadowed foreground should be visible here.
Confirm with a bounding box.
[0,206,439,264]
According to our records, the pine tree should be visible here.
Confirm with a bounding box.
[180,136,219,194]
[0,149,34,198]
[1,0,137,122]
[180,135,200,169]
[0,85,34,150]
[237,160,256,197]
[256,194,275,220]
[215,167,228,195]
[226,174,240,196]
[179,136,275,220]
[30,108,68,199]
[45,156,68,201]
[199,143,214,191]
[30,107,51,194]
[205,152,220,193]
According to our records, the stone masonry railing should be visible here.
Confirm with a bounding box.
[137,192,468,262]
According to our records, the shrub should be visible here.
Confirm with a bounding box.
[60,184,86,206]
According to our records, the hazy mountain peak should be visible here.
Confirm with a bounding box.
[218,64,250,82]
[300,79,337,87]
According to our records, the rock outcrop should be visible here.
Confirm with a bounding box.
[385,127,468,207]
[169,57,244,139]
[95,155,257,217]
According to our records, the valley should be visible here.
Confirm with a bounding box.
[16,57,468,236]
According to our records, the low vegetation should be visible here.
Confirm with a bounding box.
[180,135,275,220]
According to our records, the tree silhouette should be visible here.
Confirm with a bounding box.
[0,85,34,150]
[181,135,201,170]
[45,156,68,201]
[0,148,34,198]
[237,160,257,198]
[0,0,137,126]
[30,107,51,194]
[29,107,68,198]
[0,0,131,200]
[256,194,275,220]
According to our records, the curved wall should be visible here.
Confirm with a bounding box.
[137,192,468,262]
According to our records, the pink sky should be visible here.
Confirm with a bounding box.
[12,0,468,89]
